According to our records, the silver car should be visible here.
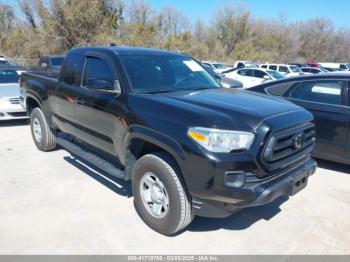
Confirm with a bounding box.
[0,68,28,120]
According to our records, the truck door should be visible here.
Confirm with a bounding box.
[73,53,128,158]
[52,51,84,138]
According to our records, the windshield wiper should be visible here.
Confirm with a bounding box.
[142,89,176,94]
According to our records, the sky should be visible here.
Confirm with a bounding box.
[147,0,350,28]
[3,0,350,28]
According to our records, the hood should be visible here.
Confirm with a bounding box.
[0,83,20,98]
[132,88,307,132]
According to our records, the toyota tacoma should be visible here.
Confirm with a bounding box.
[20,46,317,235]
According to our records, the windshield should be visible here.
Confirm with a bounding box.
[0,70,20,83]
[51,57,64,67]
[120,55,220,94]
[290,65,301,73]
[213,63,226,69]
[267,70,285,80]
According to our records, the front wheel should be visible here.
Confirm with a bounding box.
[132,153,193,235]
[30,107,57,151]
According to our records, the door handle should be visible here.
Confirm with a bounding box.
[74,97,85,105]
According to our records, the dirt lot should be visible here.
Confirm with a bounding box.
[0,120,349,254]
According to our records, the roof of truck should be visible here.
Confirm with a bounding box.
[70,46,186,56]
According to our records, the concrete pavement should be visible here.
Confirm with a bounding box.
[0,120,349,254]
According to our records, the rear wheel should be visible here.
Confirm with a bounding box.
[30,107,57,151]
[132,153,193,235]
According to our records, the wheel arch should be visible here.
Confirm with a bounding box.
[123,126,186,181]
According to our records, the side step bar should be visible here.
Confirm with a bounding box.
[57,137,125,179]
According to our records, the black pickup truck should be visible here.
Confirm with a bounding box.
[20,46,317,235]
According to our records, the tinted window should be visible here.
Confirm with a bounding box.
[290,65,301,72]
[61,52,84,86]
[278,66,289,73]
[0,70,19,83]
[311,68,320,73]
[238,69,253,77]
[51,57,64,67]
[267,82,295,96]
[301,68,310,73]
[269,65,277,70]
[261,65,268,69]
[254,70,268,78]
[287,81,343,105]
[120,55,219,94]
[82,57,114,87]
[0,60,9,65]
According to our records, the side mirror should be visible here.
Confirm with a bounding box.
[41,63,48,68]
[86,78,121,95]
[263,75,271,80]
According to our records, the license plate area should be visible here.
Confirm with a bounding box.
[289,173,308,195]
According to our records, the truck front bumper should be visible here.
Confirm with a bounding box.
[191,158,317,218]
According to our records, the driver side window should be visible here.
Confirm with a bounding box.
[82,57,115,88]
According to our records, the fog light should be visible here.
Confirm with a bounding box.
[224,171,246,188]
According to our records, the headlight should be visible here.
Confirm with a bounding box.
[188,127,255,153]
[0,97,6,104]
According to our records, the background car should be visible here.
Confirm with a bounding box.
[260,64,303,77]
[233,60,258,69]
[300,67,329,74]
[222,67,285,88]
[248,74,350,165]
[0,55,10,66]
[30,55,65,78]
[201,61,232,73]
[0,66,28,121]
[289,63,309,68]
[202,64,243,88]
[318,62,350,71]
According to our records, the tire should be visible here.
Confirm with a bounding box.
[30,107,57,151]
[132,152,193,235]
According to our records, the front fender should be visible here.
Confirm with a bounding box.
[122,125,186,170]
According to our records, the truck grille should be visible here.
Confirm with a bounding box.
[261,123,315,171]
[9,98,20,104]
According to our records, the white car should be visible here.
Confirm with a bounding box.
[201,61,232,73]
[0,55,10,66]
[223,68,285,88]
[318,62,350,71]
[233,60,258,69]
[260,64,303,77]
[0,67,28,120]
